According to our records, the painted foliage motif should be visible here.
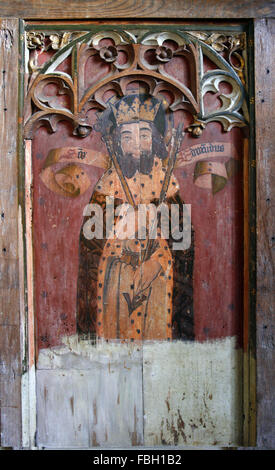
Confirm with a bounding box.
[24,28,247,349]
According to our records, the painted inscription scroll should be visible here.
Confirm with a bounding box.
[24,25,248,447]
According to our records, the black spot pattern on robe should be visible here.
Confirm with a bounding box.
[76,190,195,340]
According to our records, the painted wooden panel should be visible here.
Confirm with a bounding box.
[0,10,272,451]
[27,30,246,350]
[22,24,250,448]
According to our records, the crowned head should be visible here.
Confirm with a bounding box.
[94,93,168,178]
[95,93,167,138]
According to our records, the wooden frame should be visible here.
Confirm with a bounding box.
[0,1,274,19]
[0,1,274,449]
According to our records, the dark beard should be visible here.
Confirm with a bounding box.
[118,150,155,179]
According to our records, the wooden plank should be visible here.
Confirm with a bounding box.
[0,325,21,376]
[255,18,275,449]
[25,140,35,371]
[242,135,255,447]
[36,340,143,448]
[0,18,21,448]
[35,338,243,448]
[22,139,37,449]
[0,0,273,20]
[0,289,20,326]
[0,325,21,408]
[0,407,21,448]
[143,339,243,447]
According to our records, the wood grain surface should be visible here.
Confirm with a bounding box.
[0,0,274,20]
[0,10,273,449]
[255,18,275,449]
[0,18,21,448]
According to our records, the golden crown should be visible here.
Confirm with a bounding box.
[110,96,161,125]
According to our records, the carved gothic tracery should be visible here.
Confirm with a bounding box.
[24,29,248,139]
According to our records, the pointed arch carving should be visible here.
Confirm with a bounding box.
[24,28,248,138]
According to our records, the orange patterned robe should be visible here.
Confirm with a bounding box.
[77,157,194,342]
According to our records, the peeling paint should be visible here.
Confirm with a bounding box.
[36,339,143,448]
[21,365,37,448]
[143,337,243,447]
[35,336,242,448]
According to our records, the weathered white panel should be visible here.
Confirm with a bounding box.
[21,364,37,448]
[36,338,143,448]
[36,336,242,448]
[143,337,242,447]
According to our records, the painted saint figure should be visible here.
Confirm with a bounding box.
[77,94,194,341]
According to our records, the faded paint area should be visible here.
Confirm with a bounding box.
[143,336,242,447]
[36,336,242,448]
[36,338,143,448]
[21,364,36,448]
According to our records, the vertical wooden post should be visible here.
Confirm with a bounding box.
[243,134,256,447]
[0,18,21,448]
[255,18,275,449]
[22,139,37,448]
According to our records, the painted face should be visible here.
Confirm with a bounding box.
[120,121,152,159]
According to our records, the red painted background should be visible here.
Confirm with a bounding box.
[31,45,244,352]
